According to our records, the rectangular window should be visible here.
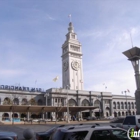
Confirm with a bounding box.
[55,98,57,103]
[71,34,75,39]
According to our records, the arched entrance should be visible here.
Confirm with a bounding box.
[12,113,18,118]
[20,113,27,118]
[67,99,77,119]
[114,112,117,117]
[2,113,10,121]
[81,99,90,118]
[94,100,101,118]
[12,113,20,122]
[105,107,110,117]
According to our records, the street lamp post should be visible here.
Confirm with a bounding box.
[124,91,128,116]
[123,47,140,115]
[66,85,70,123]
[96,95,101,119]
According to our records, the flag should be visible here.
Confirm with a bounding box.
[68,14,71,22]
[53,76,59,82]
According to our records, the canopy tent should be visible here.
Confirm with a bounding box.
[0,105,98,113]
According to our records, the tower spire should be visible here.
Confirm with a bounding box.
[68,22,74,33]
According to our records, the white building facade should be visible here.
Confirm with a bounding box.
[0,22,136,121]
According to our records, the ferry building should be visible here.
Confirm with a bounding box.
[0,22,136,122]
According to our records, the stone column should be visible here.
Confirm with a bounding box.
[27,112,30,121]
[0,113,2,121]
[78,98,81,106]
[109,100,113,116]
[42,113,44,120]
[90,98,94,117]
[10,110,12,122]
[45,95,48,106]
[102,100,105,118]
[51,98,54,106]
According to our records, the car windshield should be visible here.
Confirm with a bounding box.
[111,129,128,139]
[50,129,66,140]
[123,116,136,125]
[50,129,88,140]
[47,127,56,133]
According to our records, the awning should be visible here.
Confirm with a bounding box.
[0,105,98,113]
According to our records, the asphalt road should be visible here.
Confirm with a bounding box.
[0,121,117,140]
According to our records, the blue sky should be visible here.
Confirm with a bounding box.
[0,0,140,96]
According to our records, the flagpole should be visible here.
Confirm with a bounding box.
[124,91,128,116]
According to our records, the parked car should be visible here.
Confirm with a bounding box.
[49,125,134,140]
[36,125,65,140]
[0,131,18,140]
[86,116,96,121]
[122,115,140,130]
[106,116,114,120]
[110,117,125,123]
[36,124,99,140]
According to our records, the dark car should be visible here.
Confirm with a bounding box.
[0,131,18,140]
[110,117,125,123]
[86,116,96,121]
[36,125,65,140]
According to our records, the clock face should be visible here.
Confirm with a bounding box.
[71,60,80,71]
[63,61,68,71]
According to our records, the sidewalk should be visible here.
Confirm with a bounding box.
[0,119,110,125]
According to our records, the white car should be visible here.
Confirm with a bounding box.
[106,116,114,119]
[122,115,140,131]
[50,125,132,140]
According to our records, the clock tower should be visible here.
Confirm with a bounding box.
[62,22,84,90]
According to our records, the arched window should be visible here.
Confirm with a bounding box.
[131,102,134,109]
[3,97,11,105]
[121,102,124,109]
[69,99,77,106]
[81,99,90,106]
[94,100,100,107]
[125,102,127,109]
[29,98,37,105]
[128,102,131,109]
[38,99,43,105]
[13,98,19,105]
[21,98,28,105]
[113,102,116,109]
[117,102,120,109]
